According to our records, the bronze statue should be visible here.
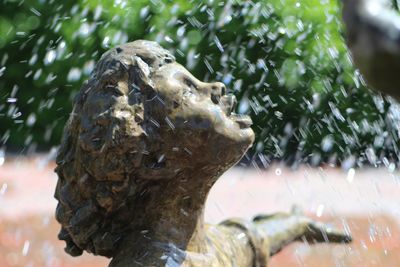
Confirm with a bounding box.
[54,40,351,266]
[342,0,400,98]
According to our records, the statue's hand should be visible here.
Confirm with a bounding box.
[298,217,352,244]
[252,209,352,256]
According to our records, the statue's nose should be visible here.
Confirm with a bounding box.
[210,82,226,96]
[196,80,227,103]
[207,82,226,104]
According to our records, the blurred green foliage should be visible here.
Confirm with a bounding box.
[0,0,398,167]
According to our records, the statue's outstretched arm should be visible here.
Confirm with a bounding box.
[221,209,351,266]
[342,0,400,97]
[252,211,351,255]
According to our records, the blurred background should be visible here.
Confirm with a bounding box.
[2,0,400,266]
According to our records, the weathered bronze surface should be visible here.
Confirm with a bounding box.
[342,0,400,97]
[54,40,351,266]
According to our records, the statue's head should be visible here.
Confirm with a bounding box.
[54,40,254,257]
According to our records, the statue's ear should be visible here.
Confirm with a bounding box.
[130,55,154,93]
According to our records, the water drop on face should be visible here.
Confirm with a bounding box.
[237,232,246,240]
[275,168,282,176]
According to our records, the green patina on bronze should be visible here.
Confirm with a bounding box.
[54,40,351,266]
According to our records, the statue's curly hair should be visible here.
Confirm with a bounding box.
[54,40,176,257]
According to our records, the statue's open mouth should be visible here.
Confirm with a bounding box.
[230,113,253,129]
[220,95,253,129]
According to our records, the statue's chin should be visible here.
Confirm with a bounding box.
[240,127,256,144]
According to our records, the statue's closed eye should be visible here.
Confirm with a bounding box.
[184,78,198,90]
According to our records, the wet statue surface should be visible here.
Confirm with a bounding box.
[54,40,351,266]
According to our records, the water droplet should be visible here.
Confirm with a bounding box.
[26,113,36,126]
[164,36,174,43]
[0,183,7,195]
[6,98,17,103]
[347,168,355,183]
[140,6,150,19]
[78,23,91,37]
[30,7,41,16]
[33,68,42,80]
[0,66,6,77]
[29,54,38,66]
[83,60,95,75]
[278,27,286,35]
[94,5,103,20]
[316,204,324,217]
[177,26,185,37]
[366,147,377,165]
[158,154,165,163]
[184,147,192,155]
[321,135,334,152]
[67,68,82,82]
[22,240,30,256]
[388,163,396,172]
[238,98,249,114]
[44,50,56,65]
[12,111,22,119]
[275,168,282,176]
[0,149,6,166]
[165,117,175,130]
[342,156,355,171]
[237,232,246,240]
[103,36,110,48]
[214,36,224,52]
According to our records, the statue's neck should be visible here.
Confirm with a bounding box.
[125,169,219,254]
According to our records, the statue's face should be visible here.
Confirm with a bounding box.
[144,61,255,169]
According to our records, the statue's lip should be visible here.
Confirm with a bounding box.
[230,113,253,129]
[219,94,252,128]
[220,94,237,116]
